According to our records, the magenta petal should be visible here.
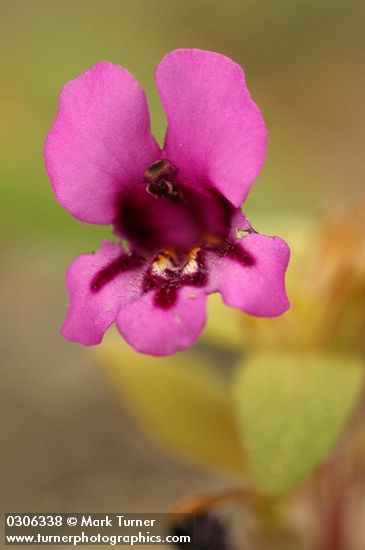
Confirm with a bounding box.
[155,49,267,207]
[208,234,290,317]
[116,287,207,356]
[228,209,252,238]
[44,62,160,224]
[62,242,144,345]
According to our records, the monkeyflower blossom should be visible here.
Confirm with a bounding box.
[44,49,290,356]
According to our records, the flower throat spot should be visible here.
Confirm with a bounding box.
[143,247,208,309]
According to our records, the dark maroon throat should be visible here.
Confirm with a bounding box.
[114,159,234,255]
[90,159,256,309]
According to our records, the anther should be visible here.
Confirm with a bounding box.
[144,160,177,183]
[144,160,182,202]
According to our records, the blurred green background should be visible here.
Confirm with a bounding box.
[1,1,364,547]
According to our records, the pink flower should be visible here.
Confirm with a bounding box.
[44,49,290,356]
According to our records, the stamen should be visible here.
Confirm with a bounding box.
[144,160,177,182]
[144,159,181,201]
[146,179,174,198]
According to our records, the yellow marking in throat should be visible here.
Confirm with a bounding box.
[155,247,176,266]
[182,247,201,275]
[152,248,178,275]
[152,247,201,276]
[187,247,200,262]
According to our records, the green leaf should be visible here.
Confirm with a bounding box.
[95,332,246,476]
[234,351,364,495]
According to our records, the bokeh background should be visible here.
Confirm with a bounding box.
[1,1,365,548]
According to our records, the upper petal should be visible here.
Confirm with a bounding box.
[116,286,207,356]
[155,49,267,207]
[44,62,160,224]
[62,241,145,345]
[208,234,290,317]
